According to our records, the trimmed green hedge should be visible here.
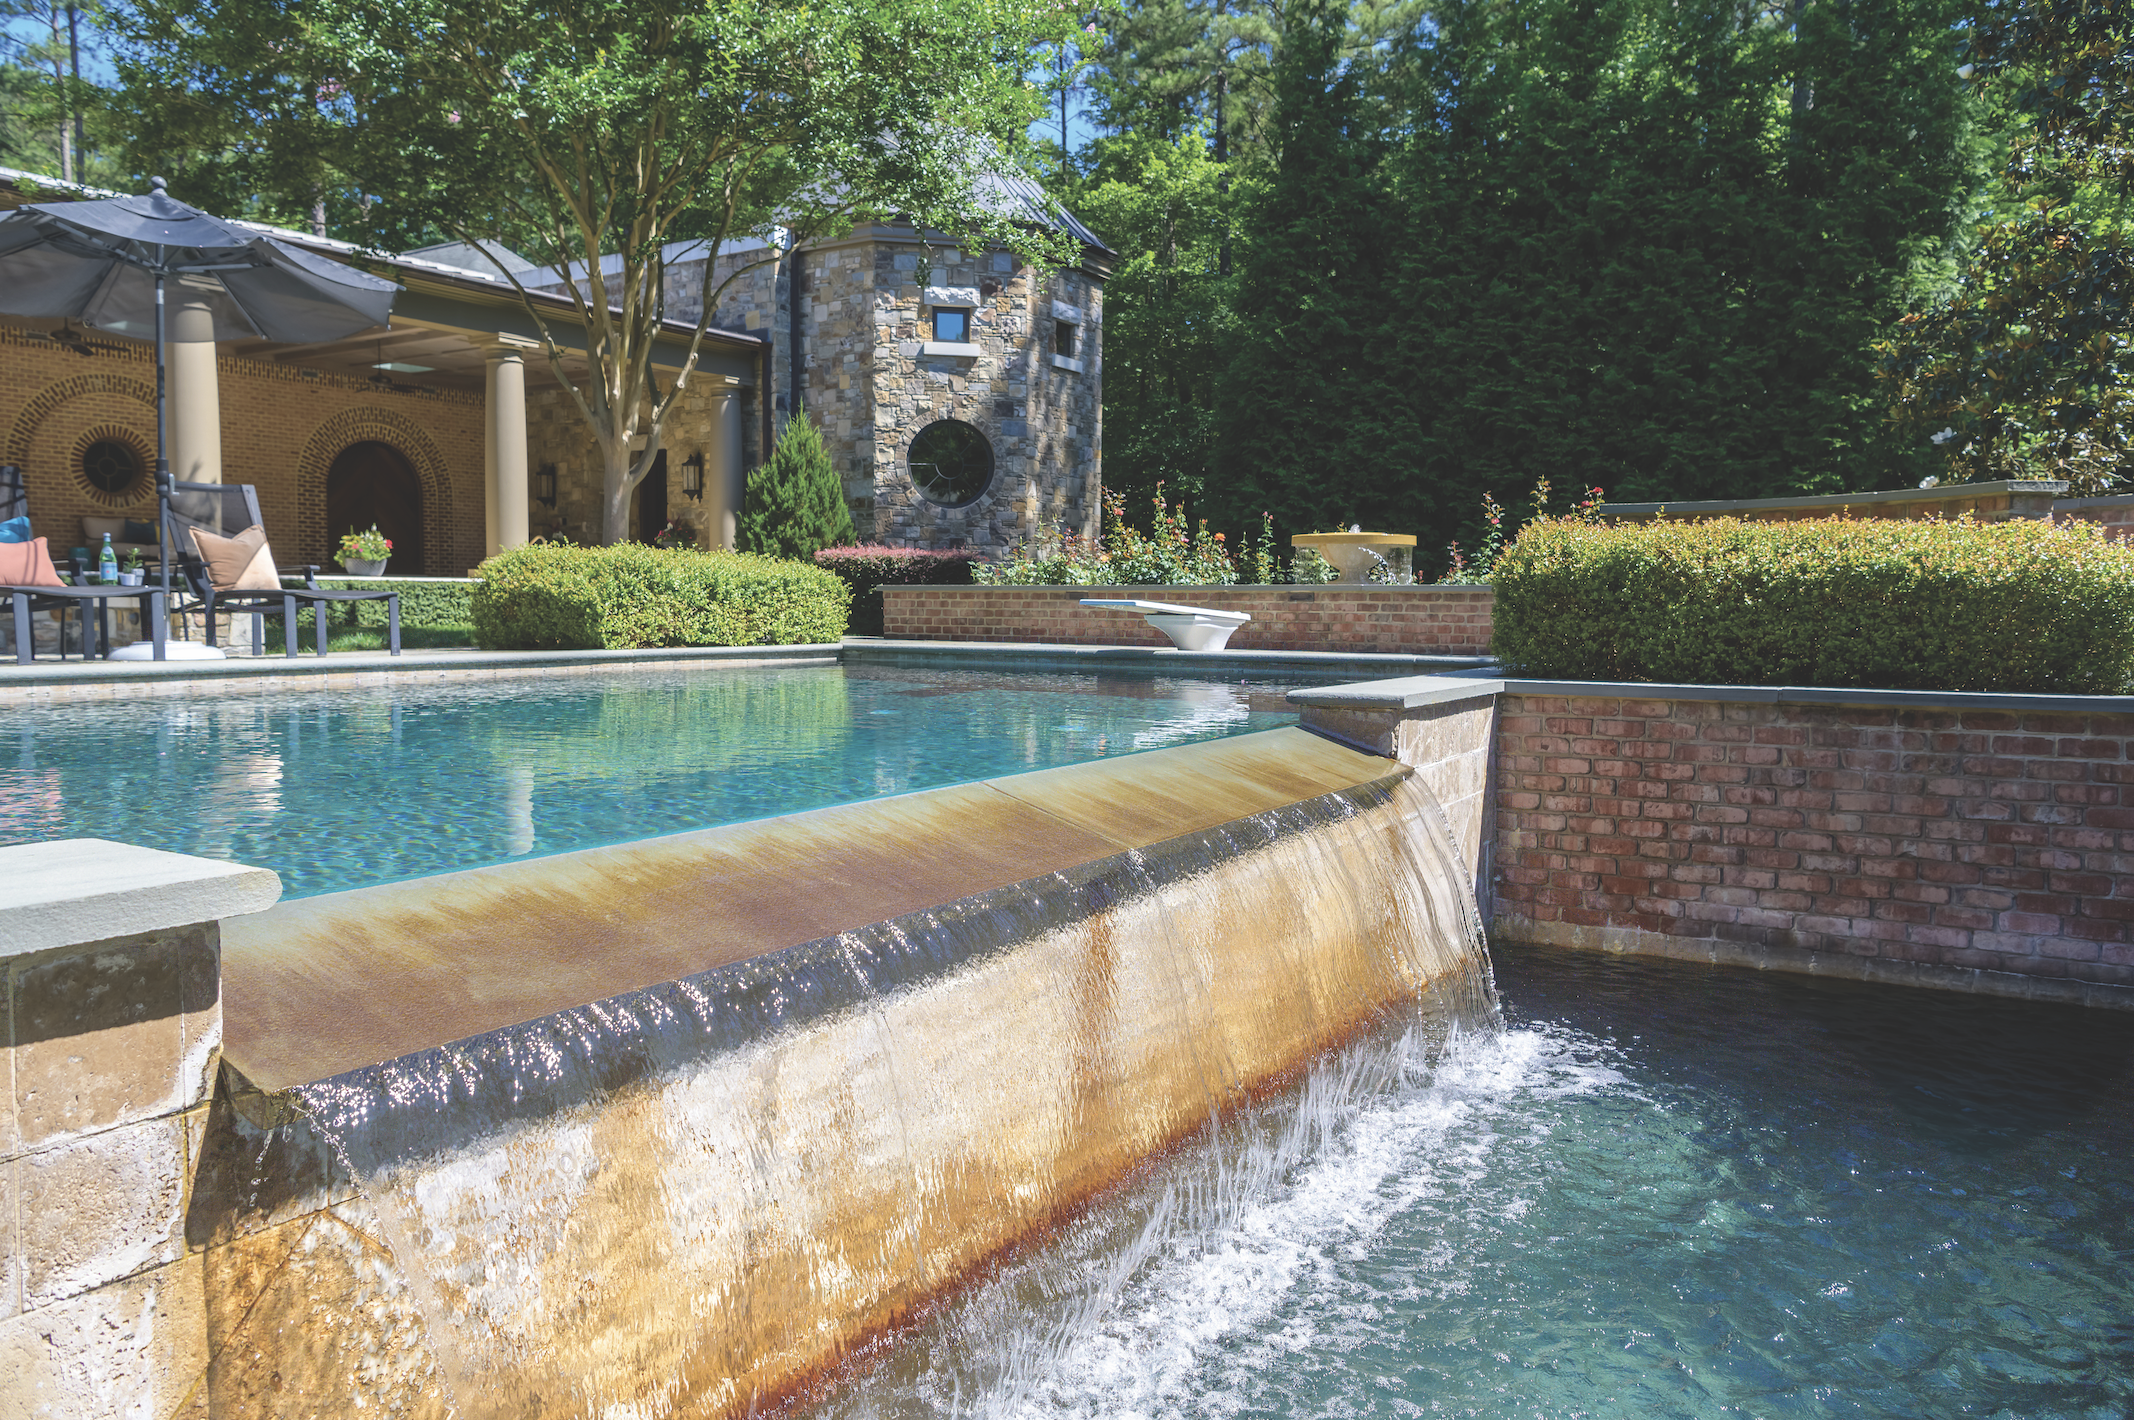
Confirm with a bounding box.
[304,577,474,629]
[1492,515,2134,694]
[814,545,979,635]
[470,543,849,650]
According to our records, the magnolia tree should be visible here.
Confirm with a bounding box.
[118,0,1082,543]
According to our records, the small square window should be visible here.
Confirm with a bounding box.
[932,308,969,343]
[1054,320,1078,358]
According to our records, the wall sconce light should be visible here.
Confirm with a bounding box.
[681,451,705,501]
[533,463,558,507]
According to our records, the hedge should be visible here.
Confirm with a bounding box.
[814,545,979,634]
[470,543,849,650]
[304,577,474,629]
[1491,515,2134,694]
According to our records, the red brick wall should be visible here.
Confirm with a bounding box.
[2054,498,2134,542]
[1,325,487,576]
[881,584,1494,656]
[1492,693,2134,989]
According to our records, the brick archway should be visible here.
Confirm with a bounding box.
[5,372,159,481]
[295,409,455,574]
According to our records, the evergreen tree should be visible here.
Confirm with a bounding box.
[1215,0,1399,538]
[736,409,855,560]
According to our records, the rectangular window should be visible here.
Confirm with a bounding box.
[1054,320,1078,358]
[932,308,969,343]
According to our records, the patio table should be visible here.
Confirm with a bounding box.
[4,583,167,664]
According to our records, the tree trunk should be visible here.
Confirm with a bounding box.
[601,437,637,544]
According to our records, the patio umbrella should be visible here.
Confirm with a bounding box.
[0,177,400,594]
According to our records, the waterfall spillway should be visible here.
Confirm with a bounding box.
[205,729,1498,1417]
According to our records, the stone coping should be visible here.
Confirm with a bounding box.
[0,838,281,959]
[0,642,843,702]
[1599,479,2066,519]
[220,726,1406,1090]
[844,637,1494,676]
[1289,672,2134,715]
[879,581,1488,594]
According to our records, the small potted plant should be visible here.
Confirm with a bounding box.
[119,547,145,586]
[338,525,392,576]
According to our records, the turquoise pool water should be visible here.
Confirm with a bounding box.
[820,948,2134,1419]
[0,663,1314,898]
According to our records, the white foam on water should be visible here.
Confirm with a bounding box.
[813,1024,1625,1420]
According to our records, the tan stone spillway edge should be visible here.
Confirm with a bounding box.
[198,726,1489,1416]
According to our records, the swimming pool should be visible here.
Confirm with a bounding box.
[0,662,1323,898]
[805,946,2134,1419]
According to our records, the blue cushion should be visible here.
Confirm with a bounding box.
[0,516,28,544]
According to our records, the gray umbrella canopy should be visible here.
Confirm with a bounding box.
[0,178,399,598]
[0,178,397,341]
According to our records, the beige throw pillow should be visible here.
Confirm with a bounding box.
[189,524,281,591]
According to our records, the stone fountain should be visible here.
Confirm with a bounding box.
[1290,528,1419,583]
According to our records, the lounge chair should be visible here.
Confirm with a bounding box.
[165,481,401,657]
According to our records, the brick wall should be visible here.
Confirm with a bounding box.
[882,583,1494,655]
[2,325,486,576]
[1491,692,2134,990]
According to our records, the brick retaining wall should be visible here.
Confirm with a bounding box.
[1491,692,2134,991]
[881,583,1494,656]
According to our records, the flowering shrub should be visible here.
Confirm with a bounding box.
[815,545,980,634]
[337,525,393,563]
[1441,479,1604,584]
[1492,512,2134,693]
[979,489,1307,586]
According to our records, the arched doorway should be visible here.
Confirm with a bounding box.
[325,441,425,576]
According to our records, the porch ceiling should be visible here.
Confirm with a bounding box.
[227,322,590,395]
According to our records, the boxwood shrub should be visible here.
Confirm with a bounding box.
[306,577,474,629]
[814,545,979,635]
[1492,515,2134,694]
[470,543,849,650]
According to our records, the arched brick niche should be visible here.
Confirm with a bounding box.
[295,409,455,574]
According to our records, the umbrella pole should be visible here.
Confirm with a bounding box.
[154,269,171,599]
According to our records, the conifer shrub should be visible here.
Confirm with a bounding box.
[814,545,980,634]
[1492,515,2134,694]
[470,542,849,650]
[736,409,855,560]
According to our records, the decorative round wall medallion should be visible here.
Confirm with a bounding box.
[73,427,152,506]
[908,419,994,509]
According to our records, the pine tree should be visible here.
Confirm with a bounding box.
[735,410,855,560]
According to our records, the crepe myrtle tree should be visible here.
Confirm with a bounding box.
[116,0,1084,544]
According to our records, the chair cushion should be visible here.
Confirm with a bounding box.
[82,515,127,542]
[0,515,28,544]
[122,518,160,545]
[0,536,63,587]
[189,524,282,591]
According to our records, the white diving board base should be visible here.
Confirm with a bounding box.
[1079,598,1252,652]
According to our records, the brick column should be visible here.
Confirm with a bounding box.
[0,840,279,1413]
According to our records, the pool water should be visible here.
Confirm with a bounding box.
[817,947,2134,1420]
[0,663,1315,898]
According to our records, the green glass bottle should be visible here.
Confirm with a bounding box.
[98,533,117,585]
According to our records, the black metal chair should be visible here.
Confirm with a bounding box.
[166,481,401,656]
[0,464,25,524]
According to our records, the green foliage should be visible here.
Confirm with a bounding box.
[979,486,1241,585]
[736,411,854,561]
[813,545,978,636]
[114,0,1078,544]
[469,543,848,650]
[1877,0,2134,493]
[1491,514,2134,694]
[1440,480,1606,584]
[309,576,474,629]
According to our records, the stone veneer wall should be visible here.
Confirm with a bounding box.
[669,230,1102,554]
[0,325,487,576]
[1489,690,2134,996]
[881,583,1495,656]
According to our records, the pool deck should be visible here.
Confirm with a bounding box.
[0,636,1498,703]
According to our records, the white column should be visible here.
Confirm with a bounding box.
[704,387,744,550]
[485,343,532,553]
[165,282,222,485]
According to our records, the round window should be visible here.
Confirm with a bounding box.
[79,437,146,501]
[907,419,994,508]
